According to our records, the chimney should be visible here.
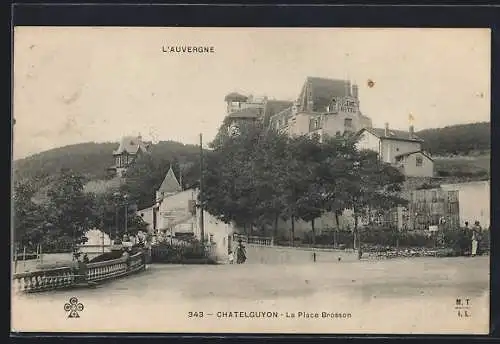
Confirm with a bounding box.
[352,84,359,99]
[409,125,414,138]
[384,122,389,136]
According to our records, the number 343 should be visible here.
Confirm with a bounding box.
[188,312,204,318]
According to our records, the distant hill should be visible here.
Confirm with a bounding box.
[13,122,491,194]
[417,122,490,156]
[13,140,201,186]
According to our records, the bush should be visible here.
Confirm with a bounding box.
[359,226,399,246]
[151,240,210,263]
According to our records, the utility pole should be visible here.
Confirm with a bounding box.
[124,201,128,234]
[199,133,205,244]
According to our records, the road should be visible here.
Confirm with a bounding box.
[12,256,489,334]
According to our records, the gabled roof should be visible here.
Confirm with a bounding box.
[113,136,150,155]
[158,166,182,195]
[227,107,261,119]
[395,150,434,161]
[224,92,248,102]
[360,127,424,142]
[262,100,294,125]
[300,77,352,112]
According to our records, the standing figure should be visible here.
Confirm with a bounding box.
[473,221,482,256]
[236,239,247,264]
[228,250,234,264]
[471,223,479,257]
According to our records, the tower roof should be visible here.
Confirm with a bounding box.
[113,135,150,155]
[299,77,352,112]
[158,166,182,195]
[224,92,248,102]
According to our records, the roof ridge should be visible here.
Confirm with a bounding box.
[158,166,182,194]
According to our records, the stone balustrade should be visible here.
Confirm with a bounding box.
[13,267,75,293]
[13,251,146,294]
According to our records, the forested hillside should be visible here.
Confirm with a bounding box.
[13,140,201,183]
[417,122,490,156]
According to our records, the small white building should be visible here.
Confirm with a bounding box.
[441,180,490,229]
[137,166,197,234]
[357,123,434,178]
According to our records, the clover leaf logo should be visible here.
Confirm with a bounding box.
[64,297,84,318]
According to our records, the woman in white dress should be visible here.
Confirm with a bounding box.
[471,229,478,257]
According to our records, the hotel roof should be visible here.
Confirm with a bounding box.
[301,77,353,112]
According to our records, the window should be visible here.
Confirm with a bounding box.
[344,118,353,128]
[396,148,400,152]
[309,117,322,131]
[336,131,341,137]
[416,156,423,167]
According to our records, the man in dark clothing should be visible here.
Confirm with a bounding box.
[236,239,247,264]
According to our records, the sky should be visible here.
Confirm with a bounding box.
[13,27,491,160]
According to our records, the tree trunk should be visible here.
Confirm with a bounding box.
[334,210,340,248]
[311,219,316,246]
[354,211,361,260]
[291,216,295,246]
[274,214,279,241]
[352,208,357,250]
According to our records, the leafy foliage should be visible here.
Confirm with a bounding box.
[13,168,151,250]
[13,169,97,251]
[201,123,408,246]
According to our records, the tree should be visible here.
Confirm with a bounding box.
[339,145,408,255]
[250,127,289,237]
[284,134,325,245]
[201,123,408,251]
[202,121,263,231]
[12,181,45,249]
[43,169,97,247]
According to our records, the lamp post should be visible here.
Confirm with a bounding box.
[114,193,120,241]
[113,192,129,241]
[124,194,129,234]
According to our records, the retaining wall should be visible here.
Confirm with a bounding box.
[244,244,359,264]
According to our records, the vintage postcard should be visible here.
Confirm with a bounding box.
[11,27,491,334]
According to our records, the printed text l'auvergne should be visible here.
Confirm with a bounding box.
[162,46,215,53]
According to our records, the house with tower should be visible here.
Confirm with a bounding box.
[223,92,293,135]
[108,135,151,177]
[270,77,373,140]
[137,165,234,262]
[137,165,195,234]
